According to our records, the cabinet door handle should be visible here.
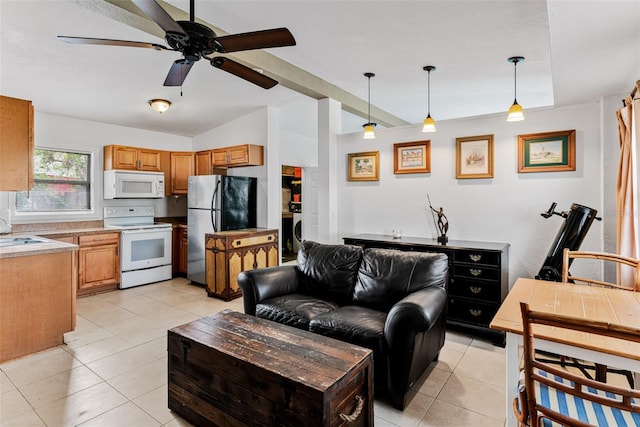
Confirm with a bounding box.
[469,309,482,317]
[469,286,482,294]
[469,254,482,262]
[470,268,482,276]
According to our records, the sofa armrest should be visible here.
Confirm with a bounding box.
[384,286,447,348]
[237,266,300,315]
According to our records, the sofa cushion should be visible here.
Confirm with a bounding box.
[256,293,339,330]
[296,241,363,305]
[309,305,388,391]
[353,248,448,311]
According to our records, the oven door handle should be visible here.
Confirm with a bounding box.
[121,228,171,235]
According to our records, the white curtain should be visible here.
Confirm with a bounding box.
[616,81,640,284]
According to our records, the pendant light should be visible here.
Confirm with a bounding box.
[362,72,377,139]
[422,65,436,133]
[507,56,525,122]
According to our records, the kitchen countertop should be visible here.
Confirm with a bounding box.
[0,235,78,259]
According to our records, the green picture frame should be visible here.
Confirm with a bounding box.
[518,130,576,173]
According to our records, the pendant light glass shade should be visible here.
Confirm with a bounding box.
[362,72,376,139]
[506,57,524,122]
[149,99,172,113]
[422,65,436,133]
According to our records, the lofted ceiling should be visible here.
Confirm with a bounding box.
[0,0,638,138]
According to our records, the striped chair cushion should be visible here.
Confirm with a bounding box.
[526,370,640,427]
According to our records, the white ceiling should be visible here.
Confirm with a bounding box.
[1,1,638,137]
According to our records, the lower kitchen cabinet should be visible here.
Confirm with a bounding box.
[78,232,120,296]
[173,224,188,276]
[205,228,278,301]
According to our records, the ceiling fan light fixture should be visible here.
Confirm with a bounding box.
[149,99,172,114]
[507,56,525,122]
[422,65,436,133]
[363,72,376,140]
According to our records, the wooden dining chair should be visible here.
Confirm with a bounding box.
[514,302,640,427]
[562,249,640,291]
[558,248,640,387]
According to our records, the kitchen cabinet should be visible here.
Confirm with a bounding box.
[343,233,509,346]
[211,144,264,168]
[205,228,278,301]
[0,95,34,191]
[195,150,213,175]
[172,224,188,276]
[103,144,162,172]
[77,232,120,296]
[170,151,194,194]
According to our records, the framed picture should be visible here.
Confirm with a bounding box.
[347,151,379,181]
[455,134,494,179]
[518,130,576,173]
[393,140,431,174]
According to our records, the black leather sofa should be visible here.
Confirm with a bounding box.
[238,240,449,410]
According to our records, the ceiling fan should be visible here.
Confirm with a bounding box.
[58,0,296,89]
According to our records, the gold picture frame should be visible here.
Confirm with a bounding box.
[347,151,379,181]
[393,140,431,174]
[455,134,494,179]
[518,130,576,173]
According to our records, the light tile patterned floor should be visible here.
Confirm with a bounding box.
[0,278,507,426]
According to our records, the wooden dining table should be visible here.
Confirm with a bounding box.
[490,277,640,427]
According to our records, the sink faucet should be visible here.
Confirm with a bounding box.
[0,217,12,234]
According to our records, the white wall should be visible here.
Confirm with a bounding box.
[0,112,192,223]
[336,102,609,286]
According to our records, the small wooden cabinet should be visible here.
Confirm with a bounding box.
[172,224,188,276]
[195,150,213,175]
[77,232,120,296]
[211,144,264,168]
[103,145,162,172]
[0,95,34,191]
[170,152,194,194]
[205,228,279,300]
[343,233,509,346]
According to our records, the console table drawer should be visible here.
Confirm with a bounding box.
[448,297,498,327]
[450,277,501,302]
[453,250,500,266]
[452,264,500,281]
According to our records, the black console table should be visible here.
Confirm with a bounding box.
[343,234,509,346]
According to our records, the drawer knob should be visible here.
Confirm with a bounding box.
[469,309,482,317]
[339,395,364,423]
[470,268,482,276]
[469,254,482,262]
[469,286,482,294]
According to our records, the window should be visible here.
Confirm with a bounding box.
[16,149,91,212]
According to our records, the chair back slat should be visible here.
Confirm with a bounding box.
[561,248,640,291]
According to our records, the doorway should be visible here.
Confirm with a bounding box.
[281,165,302,263]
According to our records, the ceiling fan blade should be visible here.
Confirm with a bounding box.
[131,0,187,40]
[164,60,194,86]
[211,57,278,89]
[58,36,170,50]
[215,28,296,53]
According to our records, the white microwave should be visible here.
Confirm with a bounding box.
[104,170,165,199]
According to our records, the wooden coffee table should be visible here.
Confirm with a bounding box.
[168,309,374,426]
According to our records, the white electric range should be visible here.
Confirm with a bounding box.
[104,206,172,289]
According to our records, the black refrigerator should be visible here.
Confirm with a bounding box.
[187,175,257,285]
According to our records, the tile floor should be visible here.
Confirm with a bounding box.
[1,278,508,426]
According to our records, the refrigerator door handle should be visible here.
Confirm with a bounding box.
[211,178,221,232]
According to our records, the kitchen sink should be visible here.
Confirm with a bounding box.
[0,236,48,247]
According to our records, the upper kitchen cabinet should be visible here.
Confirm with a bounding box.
[212,144,264,168]
[103,145,162,172]
[0,95,34,191]
[196,150,213,175]
[170,152,194,195]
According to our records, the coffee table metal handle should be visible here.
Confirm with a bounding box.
[339,394,364,423]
